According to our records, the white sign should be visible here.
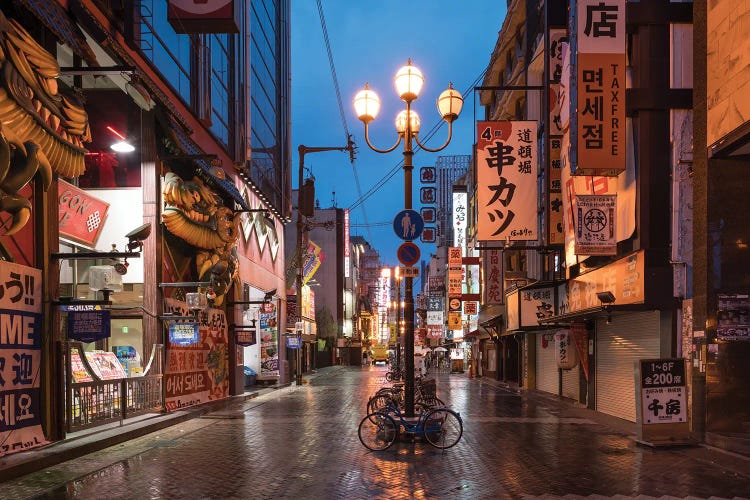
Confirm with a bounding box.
[574,194,617,255]
[401,266,419,278]
[476,121,538,241]
[344,209,350,278]
[453,191,467,253]
[577,0,626,54]
[426,311,444,326]
[641,387,687,424]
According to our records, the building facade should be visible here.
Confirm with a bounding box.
[0,0,290,457]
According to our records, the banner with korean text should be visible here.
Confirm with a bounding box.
[572,0,626,176]
[164,298,229,411]
[0,262,47,457]
[477,121,538,241]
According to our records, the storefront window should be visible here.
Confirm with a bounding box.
[209,34,232,147]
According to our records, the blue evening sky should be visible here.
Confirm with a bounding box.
[291,1,507,269]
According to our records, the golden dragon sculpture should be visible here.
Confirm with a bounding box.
[162,172,241,306]
[0,11,91,234]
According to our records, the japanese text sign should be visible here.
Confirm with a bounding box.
[548,137,564,245]
[482,249,503,305]
[573,0,626,176]
[477,121,538,241]
[453,191,467,252]
[640,359,687,425]
[0,262,46,457]
[574,194,617,255]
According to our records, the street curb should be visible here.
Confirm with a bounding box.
[0,383,291,483]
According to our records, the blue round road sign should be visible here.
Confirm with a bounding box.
[397,242,421,266]
[393,209,424,241]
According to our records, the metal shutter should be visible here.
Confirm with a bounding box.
[536,332,558,394]
[595,311,661,422]
[561,365,579,401]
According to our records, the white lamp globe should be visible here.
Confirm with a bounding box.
[394,60,424,103]
[437,83,463,123]
[395,109,420,134]
[354,84,380,123]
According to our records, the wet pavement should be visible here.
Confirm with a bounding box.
[1,365,749,499]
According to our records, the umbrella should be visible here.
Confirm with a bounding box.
[433,347,448,352]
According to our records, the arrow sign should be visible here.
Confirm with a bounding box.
[393,209,424,241]
[397,242,421,266]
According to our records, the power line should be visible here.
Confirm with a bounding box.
[316,0,372,242]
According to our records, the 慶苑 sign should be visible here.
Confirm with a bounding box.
[0,262,47,457]
[572,0,626,176]
[575,194,617,255]
[169,322,200,346]
[482,249,503,305]
[397,242,421,266]
[393,209,424,241]
[476,121,538,241]
[58,179,110,248]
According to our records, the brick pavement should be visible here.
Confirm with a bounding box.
[0,366,749,499]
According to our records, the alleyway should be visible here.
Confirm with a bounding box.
[1,366,749,499]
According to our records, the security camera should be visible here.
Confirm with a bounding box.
[125,223,152,251]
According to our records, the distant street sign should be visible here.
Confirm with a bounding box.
[420,227,436,243]
[401,266,419,278]
[393,209,424,241]
[397,242,421,266]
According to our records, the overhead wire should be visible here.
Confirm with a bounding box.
[316,0,373,242]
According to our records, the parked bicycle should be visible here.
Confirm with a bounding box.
[358,400,463,451]
[366,377,444,415]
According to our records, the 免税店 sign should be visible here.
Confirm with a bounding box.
[572,0,626,176]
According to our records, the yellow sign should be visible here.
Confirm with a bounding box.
[448,312,462,330]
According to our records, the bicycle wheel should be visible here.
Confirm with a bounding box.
[423,408,463,449]
[358,412,397,451]
[367,394,394,418]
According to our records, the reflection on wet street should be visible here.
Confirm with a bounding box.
[2,366,749,499]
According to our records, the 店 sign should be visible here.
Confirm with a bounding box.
[574,194,617,255]
[572,0,626,176]
[477,121,538,241]
[58,179,110,247]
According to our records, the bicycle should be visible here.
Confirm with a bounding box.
[366,379,444,416]
[358,401,463,451]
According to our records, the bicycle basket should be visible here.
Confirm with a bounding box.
[421,378,437,397]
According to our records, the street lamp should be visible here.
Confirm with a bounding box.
[354,59,463,416]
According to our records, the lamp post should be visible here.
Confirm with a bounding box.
[354,60,463,416]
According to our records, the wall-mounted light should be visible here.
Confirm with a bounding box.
[107,126,135,153]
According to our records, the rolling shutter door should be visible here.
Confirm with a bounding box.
[535,333,558,394]
[595,311,661,422]
[561,366,579,401]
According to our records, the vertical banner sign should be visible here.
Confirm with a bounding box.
[164,298,229,410]
[549,137,564,245]
[548,29,569,136]
[447,247,463,297]
[344,209,350,278]
[477,121,538,241]
[482,249,503,305]
[452,191,467,253]
[574,194,617,255]
[573,0,626,176]
[0,262,46,457]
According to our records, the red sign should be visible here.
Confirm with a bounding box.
[168,0,240,34]
[58,179,110,247]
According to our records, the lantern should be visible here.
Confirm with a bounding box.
[555,330,579,370]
